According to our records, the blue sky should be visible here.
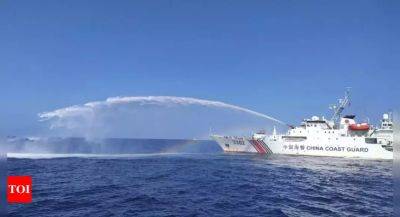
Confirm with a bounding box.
[0,0,399,136]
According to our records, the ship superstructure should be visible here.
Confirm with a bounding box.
[212,90,393,160]
[370,112,393,151]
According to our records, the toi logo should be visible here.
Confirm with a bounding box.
[7,176,32,203]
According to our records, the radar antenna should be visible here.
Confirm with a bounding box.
[329,88,351,124]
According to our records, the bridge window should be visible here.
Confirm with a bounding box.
[365,138,377,144]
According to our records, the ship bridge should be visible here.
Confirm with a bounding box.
[302,116,331,129]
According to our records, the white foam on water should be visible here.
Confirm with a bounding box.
[7,152,186,159]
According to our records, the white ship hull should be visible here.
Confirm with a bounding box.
[212,135,393,160]
[212,90,393,160]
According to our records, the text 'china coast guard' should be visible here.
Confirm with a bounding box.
[212,89,393,160]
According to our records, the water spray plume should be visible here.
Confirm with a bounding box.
[39,96,285,125]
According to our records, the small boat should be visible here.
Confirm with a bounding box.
[348,123,370,131]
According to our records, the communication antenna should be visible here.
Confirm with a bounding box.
[329,88,351,124]
[388,109,393,121]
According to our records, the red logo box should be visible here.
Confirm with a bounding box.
[7,176,32,203]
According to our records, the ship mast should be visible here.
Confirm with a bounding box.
[329,88,351,125]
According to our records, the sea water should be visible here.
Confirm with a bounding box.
[7,140,392,217]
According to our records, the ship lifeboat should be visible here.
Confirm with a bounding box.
[348,123,370,131]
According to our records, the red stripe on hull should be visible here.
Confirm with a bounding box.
[251,140,267,154]
[254,140,267,154]
[249,140,262,153]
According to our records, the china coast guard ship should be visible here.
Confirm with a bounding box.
[212,90,393,160]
